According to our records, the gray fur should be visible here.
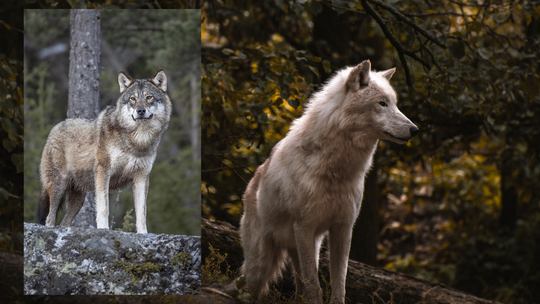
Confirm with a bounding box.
[37,70,172,234]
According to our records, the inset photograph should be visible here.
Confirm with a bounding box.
[23,9,201,295]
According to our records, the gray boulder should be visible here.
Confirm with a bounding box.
[24,222,201,295]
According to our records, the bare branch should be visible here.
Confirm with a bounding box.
[403,12,476,17]
[362,0,431,91]
[366,0,447,48]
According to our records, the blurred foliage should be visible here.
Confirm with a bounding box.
[115,209,136,233]
[24,0,199,9]
[0,0,23,256]
[202,0,540,303]
[24,10,201,236]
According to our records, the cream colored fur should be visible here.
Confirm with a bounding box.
[240,60,418,304]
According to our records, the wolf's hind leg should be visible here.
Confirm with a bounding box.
[45,181,67,227]
[60,189,85,227]
[287,248,306,299]
[36,189,50,225]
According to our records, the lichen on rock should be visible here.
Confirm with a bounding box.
[24,222,201,295]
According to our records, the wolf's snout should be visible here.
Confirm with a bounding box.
[410,127,419,137]
[137,107,146,116]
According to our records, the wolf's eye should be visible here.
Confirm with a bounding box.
[146,96,153,100]
[379,101,387,107]
[130,96,136,102]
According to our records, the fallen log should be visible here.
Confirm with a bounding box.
[201,217,502,304]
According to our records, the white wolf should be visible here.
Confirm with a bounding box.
[240,60,418,303]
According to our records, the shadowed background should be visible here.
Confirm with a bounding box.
[201,1,540,303]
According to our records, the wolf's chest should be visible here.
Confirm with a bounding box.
[109,146,156,177]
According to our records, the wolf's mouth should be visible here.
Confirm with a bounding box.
[132,114,154,121]
[384,131,409,143]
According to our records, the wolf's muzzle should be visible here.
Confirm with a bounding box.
[410,127,419,137]
[132,107,153,120]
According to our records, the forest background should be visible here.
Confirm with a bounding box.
[23,10,202,236]
[201,1,540,303]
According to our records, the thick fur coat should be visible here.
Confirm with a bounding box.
[240,60,418,303]
[37,70,172,234]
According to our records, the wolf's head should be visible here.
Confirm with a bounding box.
[342,60,418,144]
[117,69,171,121]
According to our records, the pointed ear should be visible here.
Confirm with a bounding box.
[118,72,134,93]
[151,69,167,92]
[346,60,371,92]
[380,67,396,80]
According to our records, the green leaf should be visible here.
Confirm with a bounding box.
[308,66,320,77]
[258,112,268,122]
[284,75,294,85]
[292,3,304,15]
[448,41,465,59]
[494,13,511,23]
[478,48,492,59]
[332,0,348,14]
[2,138,15,152]
[323,60,332,74]
[452,98,463,112]
[1,117,12,132]
[308,56,321,62]
[222,48,235,56]
[0,64,13,79]
[311,1,323,15]
[0,81,8,97]
[11,153,22,167]
[288,98,299,109]
[0,188,9,200]
[280,90,290,100]
[236,52,247,60]
[468,21,483,33]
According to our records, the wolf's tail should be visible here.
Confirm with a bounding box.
[36,188,50,225]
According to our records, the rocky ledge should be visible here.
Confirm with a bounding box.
[24,223,201,295]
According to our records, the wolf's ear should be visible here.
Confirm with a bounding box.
[151,69,167,92]
[380,67,396,80]
[118,72,134,93]
[347,60,371,92]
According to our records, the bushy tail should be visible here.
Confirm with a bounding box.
[241,235,287,297]
[36,188,50,225]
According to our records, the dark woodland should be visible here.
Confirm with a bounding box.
[201,1,540,303]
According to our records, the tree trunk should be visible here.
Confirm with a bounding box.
[201,218,502,304]
[349,153,379,265]
[190,61,200,160]
[499,161,517,231]
[68,10,100,229]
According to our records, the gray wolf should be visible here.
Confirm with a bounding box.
[36,70,172,234]
[240,60,418,303]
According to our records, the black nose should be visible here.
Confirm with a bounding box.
[410,127,419,137]
[137,107,146,116]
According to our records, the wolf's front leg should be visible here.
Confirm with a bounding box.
[328,223,354,304]
[293,222,323,304]
[95,165,111,229]
[133,174,149,233]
